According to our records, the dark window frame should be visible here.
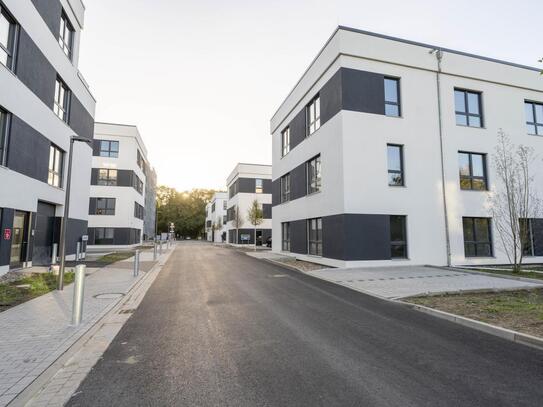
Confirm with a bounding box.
[390,215,408,259]
[387,144,404,187]
[95,198,115,216]
[99,140,119,158]
[455,88,483,128]
[307,218,323,256]
[47,144,64,188]
[0,4,18,71]
[281,126,290,157]
[94,227,114,245]
[255,178,263,194]
[58,11,74,60]
[384,77,401,117]
[0,107,10,166]
[282,222,290,252]
[53,77,71,123]
[134,201,144,220]
[280,173,291,203]
[97,168,118,186]
[306,155,322,195]
[462,217,493,258]
[306,95,321,137]
[133,173,143,194]
[458,151,488,191]
[525,101,543,136]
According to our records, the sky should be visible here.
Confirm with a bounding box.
[79,0,542,191]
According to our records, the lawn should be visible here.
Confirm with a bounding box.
[98,251,135,264]
[0,272,75,312]
[472,267,543,281]
[406,289,543,338]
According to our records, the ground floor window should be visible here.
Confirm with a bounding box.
[520,218,542,257]
[390,215,407,258]
[307,218,322,256]
[95,228,114,245]
[462,217,493,257]
[282,222,290,252]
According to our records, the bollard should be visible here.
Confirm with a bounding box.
[153,242,157,261]
[159,241,163,254]
[133,250,140,277]
[76,242,81,261]
[51,243,58,265]
[71,265,86,326]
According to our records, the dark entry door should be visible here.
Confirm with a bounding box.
[33,202,56,266]
[256,230,263,246]
[10,211,29,269]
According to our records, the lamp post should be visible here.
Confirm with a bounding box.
[58,136,91,290]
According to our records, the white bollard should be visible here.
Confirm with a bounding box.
[51,243,58,265]
[76,242,81,261]
[133,250,140,277]
[71,265,86,326]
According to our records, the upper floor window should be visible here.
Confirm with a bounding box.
[390,215,407,258]
[58,12,74,60]
[137,149,144,169]
[307,155,321,194]
[133,173,143,194]
[280,173,291,203]
[54,77,70,122]
[282,127,290,157]
[307,218,322,256]
[0,107,9,166]
[134,202,144,220]
[223,200,227,210]
[255,178,263,194]
[306,96,320,136]
[223,215,227,225]
[212,202,216,212]
[455,89,483,127]
[387,144,404,186]
[525,101,543,136]
[48,145,64,187]
[384,78,401,117]
[99,140,119,157]
[97,168,117,186]
[95,198,115,215]
[0,5,16,70]
[458,152,487,190]
[462,217,493,257]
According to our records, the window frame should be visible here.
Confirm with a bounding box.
[0,4,18,71]
[306,95,321,137]
[134,201,144,220]
[0,107,10,167]
[255,178,263,194]
[99,140,119,158]
[387,144,404,187]
[384,77,401,117]
[281,127,290,157]
[94,227,114,245]
[53,77,71,123]
[133,173,143,194]
[280,173,291,203]
[95,198,115,216]
[58,11,74,60]
[390,215,408,259]
[282,222,291,252]
[525,101,543,136]
[462,217,493,258]
[47,144,64,188]
[458,151,488,191]
[306,155,322,195]
[307,218,323,256]
[97,168,118,186]
[454,88,483,128]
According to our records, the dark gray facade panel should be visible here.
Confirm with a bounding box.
[90,168,98,185]
[65,218,88,255]
[33,202,56,265]
[319,69,343,124]
[290,162,307,201]
[238,178,256,193]
[16,30,57,107]
[7,116,50,183]
[533,219,543,257]
[262,179,272,194]
[262,204,272,219]
[0,208,15,267]
[289,109,306,151]
[342,214,391,260]
[321,214,345,260]
[290,220,307,255]
[92,140,101,156]
[272,179,281,206]
[116,170,133,187]
[341,68,385,115]
[69,97,95,141]
[31,0,62,37]
[88,198,97,215]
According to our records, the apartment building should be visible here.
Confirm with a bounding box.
[271,26,543,268]
[143,166,157,241]
[226,163,272,245]
[0,0,95,274]
[87,122,155,248]
[205,191,228,243]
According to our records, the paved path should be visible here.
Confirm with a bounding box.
[67,242,543,407]
[307,266,543,299]
[0,250,158,407]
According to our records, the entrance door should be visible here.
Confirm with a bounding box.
[33,202,56,266]
[10,211,29,269]
[256,230,263,246]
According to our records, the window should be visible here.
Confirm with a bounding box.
[212,202,216,212]
[280,173,291,203]
[95,228,114,245]
[308,218,322,256]
[95,198,115,215]
[223,200,227,210]
[99,140,119,158]
[390,216,407,258]
[137,149,144,169]
[58,12,74,59]
[255,178,263,194]
[97,169,117,186]
[54,77,70,122]
[455,89,483,127]
[307,155,321,194]
[306,96,320,136]
[47,145,64,187]
[133,174,143,194]
[520,219,536,257]
[384,78,401,117]
[229,180,238,199]
[223,215,227,225]
[0,4,17,70]
[134,202,144,220]
[282,127,290,156]
[282,222,290,252]
[458,152,487,190]
[463,217,493,257]
[387,145,404,186]
[0,107,9,166]
[525,101,543,136]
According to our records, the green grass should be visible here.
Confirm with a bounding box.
[475,267,543,281]
[0,272,75,311]
[98,251,135,264]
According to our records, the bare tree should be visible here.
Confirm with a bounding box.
[247,199,264,251]
[230,205,244,244]
[488,130,541,272]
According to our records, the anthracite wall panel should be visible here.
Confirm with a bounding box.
[290,162,307,201]
[31,0,62,37]
[290,220,307,255]
[238,178,256,193]
[69,97,95,141]
[342,214,391,260]
[262,179,272,194]
[262,204,272,219]
[0,208,15,267]
[272,179,281,206]
[289,109,306,151]
[320,69,343,124]
[532,219,543,257]
[341,68,385,115]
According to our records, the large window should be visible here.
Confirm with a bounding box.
[99,140,119,157]
[458,152,487,190]
[0,107,9,166]
[95,198,115,215]
[134,202,144,220]
[280,173,291,203]
[95,228,114,245]
[455,89,483,127]
[384,78,401,117]
[282,127,290,157]
[0,5,17,70]
[97,169,117,186]
[133,173,143,194]
[58,12,74,60]
[137,149,144,169]
[54,77,70,122]
[308,218,322,256]
[255,178,263,194]
[387,144,404,186]
[48,145,64,187]
[525,101,543,136]
[307,155,321,194]
[223,200,227,210]
[390,215,407,258]
[282,222,290,252]
[463,217,493,257]
[306,96,320,136]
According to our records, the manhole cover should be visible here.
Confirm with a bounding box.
[93,293,125,300]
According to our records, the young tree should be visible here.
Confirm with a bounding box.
[247,199,264,251]
[230,205,244,244]
[488,130,541,272]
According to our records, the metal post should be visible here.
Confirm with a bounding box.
[71,264,86,326]
[133,250,140,277]
[51,243,58,265]
[76,242,81,261]
[153,242,157,260]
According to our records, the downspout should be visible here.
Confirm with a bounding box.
[431,48,452,267]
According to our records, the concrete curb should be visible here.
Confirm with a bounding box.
[431,265,543,285]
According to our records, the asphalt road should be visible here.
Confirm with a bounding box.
[67,242,543,407]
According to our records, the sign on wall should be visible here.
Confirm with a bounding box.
[3,229,11,240]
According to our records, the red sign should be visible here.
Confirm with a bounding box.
[3,229,11,241]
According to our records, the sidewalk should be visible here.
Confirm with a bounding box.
[0,249,167,407]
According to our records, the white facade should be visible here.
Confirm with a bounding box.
[271,26,543,268]
[226,163,272,246]
[205,192,228,243]
[88,123,152,249]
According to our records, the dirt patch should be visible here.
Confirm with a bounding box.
[274,258,329,272]
[406,289,543,338]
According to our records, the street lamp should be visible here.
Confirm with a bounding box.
[58,135,92,290]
